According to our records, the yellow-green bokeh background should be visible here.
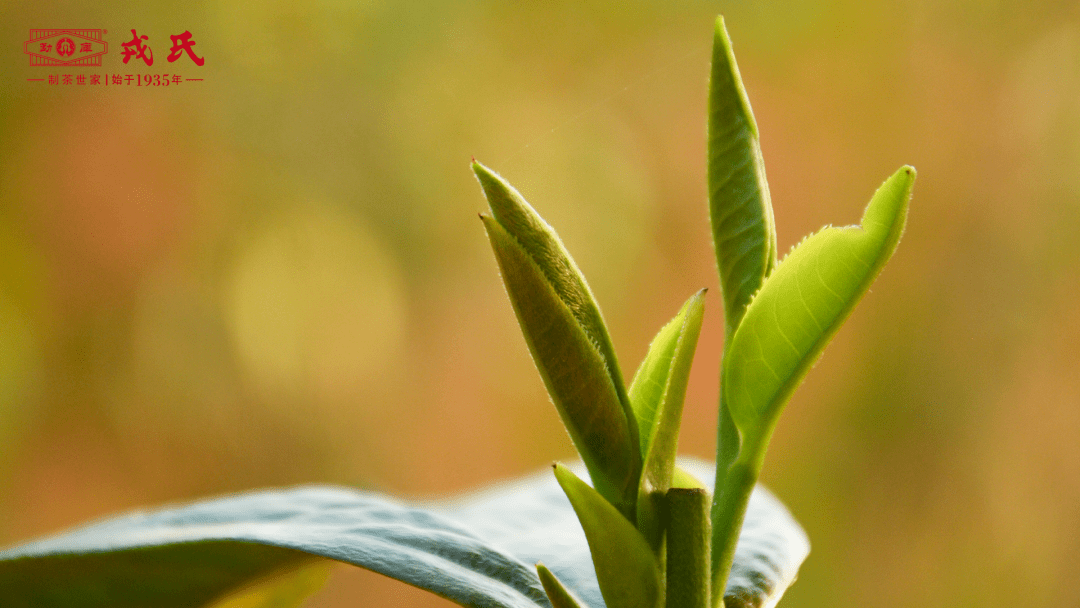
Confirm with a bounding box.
[2,2,1079,607]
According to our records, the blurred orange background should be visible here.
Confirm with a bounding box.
[2,2,1079,607]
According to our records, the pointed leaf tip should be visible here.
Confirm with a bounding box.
[712,15,757,139]
[537,563,589,608]
[861,165,915,237]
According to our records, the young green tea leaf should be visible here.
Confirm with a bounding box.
[629,290,706,549]
[473,162,630,405]
[711,168,911,599]
[723,166,914,449]
[707,18,779,554]
[553,464,663,608]
[0,458,805,608]
[628,308,684,454]
[475,161,640,517]
[708,16,777,337]
[629,290,706,461]
[537,563,589,608]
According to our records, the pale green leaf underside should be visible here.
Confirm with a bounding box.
[482,216,637,514]
[0,459,805,608]
[629,290,706,548]
[554,464,662,608]
[708,16,777,336]
[724,166,915,444]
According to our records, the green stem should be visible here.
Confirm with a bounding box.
[666,488,711,608]
[708,453,761,608]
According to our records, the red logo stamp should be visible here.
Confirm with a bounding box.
[25,29,108,66]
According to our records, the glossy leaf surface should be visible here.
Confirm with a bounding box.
[476,162,639,515]
[723,166,914,449]
[0,459,806,608]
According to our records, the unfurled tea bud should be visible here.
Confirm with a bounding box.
[474,162,640,518]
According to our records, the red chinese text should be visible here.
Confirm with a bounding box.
[121,29,153,66]
[167,31,204,66]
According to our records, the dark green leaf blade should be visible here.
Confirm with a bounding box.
[0,541,316,608]
[0,486,551,608]
[0,458,805,608]
[476,162,639,517]
[708,16,777,337]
